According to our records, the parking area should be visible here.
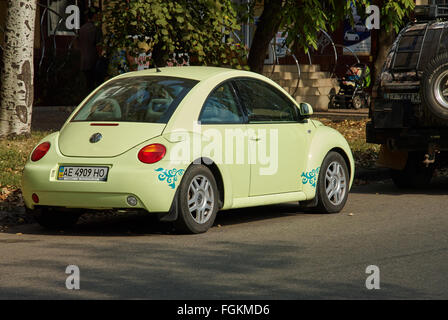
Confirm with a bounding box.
[0,178,447,299]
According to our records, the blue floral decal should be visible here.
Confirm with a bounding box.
[301,167,320,188]
[155,168,185,189]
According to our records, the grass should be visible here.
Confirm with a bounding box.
[0,119,380,190]
[319,118,380,169]
[0,131,52,189]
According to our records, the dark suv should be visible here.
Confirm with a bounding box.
[367,3,448,187]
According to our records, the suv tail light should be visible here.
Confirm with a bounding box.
[138,144,166,164]
[31,142,51,162]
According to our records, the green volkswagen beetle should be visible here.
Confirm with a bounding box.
[22,66,354,234]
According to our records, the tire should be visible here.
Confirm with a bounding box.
[29,207,80,230]
[421,52,448,122]
[391,152,434,188]
[174,165,219,234]
[352,94,363,110]
[315,152,350,213]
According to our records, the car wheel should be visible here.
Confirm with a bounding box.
[174,165,219,234]
[391,152,434,188]
[421,52,448,122]
[352,94,363,110]
[29,207,81,230]
[315,152,350,213]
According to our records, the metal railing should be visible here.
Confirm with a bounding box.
[268,29,360,97]
[36,3,78,81]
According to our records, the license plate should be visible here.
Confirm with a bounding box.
[58,166,109,181]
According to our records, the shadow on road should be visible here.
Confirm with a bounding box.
[3,202,320,237]
[351,176,448,196]
[0,237,432,299]
[5,177,447,238]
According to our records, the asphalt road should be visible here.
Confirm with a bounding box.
[0,178,447,300]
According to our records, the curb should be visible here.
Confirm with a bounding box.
[313,110,369,121]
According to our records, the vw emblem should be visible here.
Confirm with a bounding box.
[89,133,102,143]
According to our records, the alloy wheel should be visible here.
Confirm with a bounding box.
[187,175,215,224]
[325,161,347,206]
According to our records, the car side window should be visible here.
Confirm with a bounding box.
[199,82,244,124]
[234,79,298,123]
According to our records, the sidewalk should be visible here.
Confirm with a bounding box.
[314,108,369,121]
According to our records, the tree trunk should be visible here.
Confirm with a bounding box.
[247,0,284,74]
[0,0,36,137]
[372,28,396,97]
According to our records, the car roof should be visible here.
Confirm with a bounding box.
[113,66,256,82]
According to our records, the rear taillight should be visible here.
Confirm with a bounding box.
[138,144,166,164]
[31,142,51,162]
[32,193,39,203]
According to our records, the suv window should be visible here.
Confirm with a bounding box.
[199,82,244,124]
[234,79,298,123]
[438,26,448,53]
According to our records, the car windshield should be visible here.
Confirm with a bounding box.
[72,76,198,123]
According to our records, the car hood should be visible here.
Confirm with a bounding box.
[58,122,166,157]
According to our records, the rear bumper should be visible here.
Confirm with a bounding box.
[22,136,186,212]
[367,121,448,150]
[22,159,181,212]
[370,98,417,129]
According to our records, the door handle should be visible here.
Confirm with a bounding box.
[249,137,261,142]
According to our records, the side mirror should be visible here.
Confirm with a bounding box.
[299,102,313,118]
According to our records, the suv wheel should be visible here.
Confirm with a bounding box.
[352,94,363,110]
[421,52,448,122]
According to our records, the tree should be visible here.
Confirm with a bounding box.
[247,0,415,74]
[372,0,415,84]
[0,0,37,138]
[102,0,248,74]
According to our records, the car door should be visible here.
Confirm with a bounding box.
[233,78,310,196]
[198,81,250,199]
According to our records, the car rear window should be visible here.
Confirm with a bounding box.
[72,76,198,123]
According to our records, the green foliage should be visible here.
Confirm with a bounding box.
[381,0,415,33]
[102,0,248,73]
[0,131,51,188]
[242,0,415,53]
